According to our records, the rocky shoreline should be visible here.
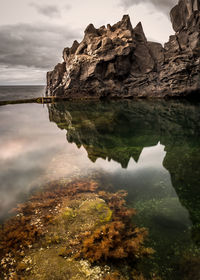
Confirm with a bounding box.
[46,0,200,99]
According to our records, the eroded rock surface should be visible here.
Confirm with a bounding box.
[46,0,200,99]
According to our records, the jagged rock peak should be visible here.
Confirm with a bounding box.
[112,14,133,31]
[84,23,98,35]
[62,14,136,60]
[84,14,133,36]
[133,22,147,42]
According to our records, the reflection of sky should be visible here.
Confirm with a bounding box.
[92,141,167,172]
[134,142,166,168]
[0,104,67,220]
[93,142,175,200]
[0,104,190,228]
[97,143,191,232]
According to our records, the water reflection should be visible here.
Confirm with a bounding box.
[0,99,200,279]
[47,100,200,242]
[47,100,200,278]
[0,104,68,221]
[1,100,199,231]
[128,142,166,169]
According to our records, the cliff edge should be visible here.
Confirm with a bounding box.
[46,0,200,99]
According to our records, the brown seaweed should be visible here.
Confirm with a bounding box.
[0,179,154,280]
[72,190,154,263]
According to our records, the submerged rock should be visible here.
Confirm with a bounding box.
[0,179,154,280]
[46,0,200,99]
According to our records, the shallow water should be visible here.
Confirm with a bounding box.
[0,88,200,279]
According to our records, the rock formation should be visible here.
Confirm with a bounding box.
[46,0,200,99]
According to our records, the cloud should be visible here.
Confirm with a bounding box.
[0,23,81,69]
[30,3,61,18]
[0,23,81,84]
[0,65,47,85]
[119,0,177,14]
[65,4,72,10]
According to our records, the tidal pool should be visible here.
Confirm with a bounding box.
[0,92,200,279]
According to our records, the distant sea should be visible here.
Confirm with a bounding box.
[0,85,46,101]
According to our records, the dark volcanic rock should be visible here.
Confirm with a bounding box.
[46,0,200,99]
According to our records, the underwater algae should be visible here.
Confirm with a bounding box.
[0,178,154,280]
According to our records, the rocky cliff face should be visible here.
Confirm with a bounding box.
[46,0,200,99]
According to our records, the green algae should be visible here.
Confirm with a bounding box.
[62,207,77,220]
[2,180,154,280]
[27,248,91,280]
[56,197,113,234]
[95,202,113,224]
[17,194,113,280]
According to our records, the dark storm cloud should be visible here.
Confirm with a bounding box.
[119,0,177,13]
[30,3,61,18]
[0,23,81,69]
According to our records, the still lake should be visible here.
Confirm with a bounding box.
[0,86,200,279]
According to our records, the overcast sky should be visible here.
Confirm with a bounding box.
[0,0,177,85]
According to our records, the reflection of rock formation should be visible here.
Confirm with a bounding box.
[48,100,200,165]
[48,100,200,240]
[47,0,200,99]
[48,101,162,167]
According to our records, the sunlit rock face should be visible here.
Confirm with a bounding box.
[46,0,200,99]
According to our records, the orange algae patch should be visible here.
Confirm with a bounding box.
[0,178,154,280]
[72,190,154,263]
[0,216,41,253]
[0,179,99,279]
[79,221,151,262]
[103,271,124,280]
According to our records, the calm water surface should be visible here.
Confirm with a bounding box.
[0,87,200,279]
[0,86,45,101]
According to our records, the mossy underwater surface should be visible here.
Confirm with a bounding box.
[0,97,200,279]
[0,179,155,279]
